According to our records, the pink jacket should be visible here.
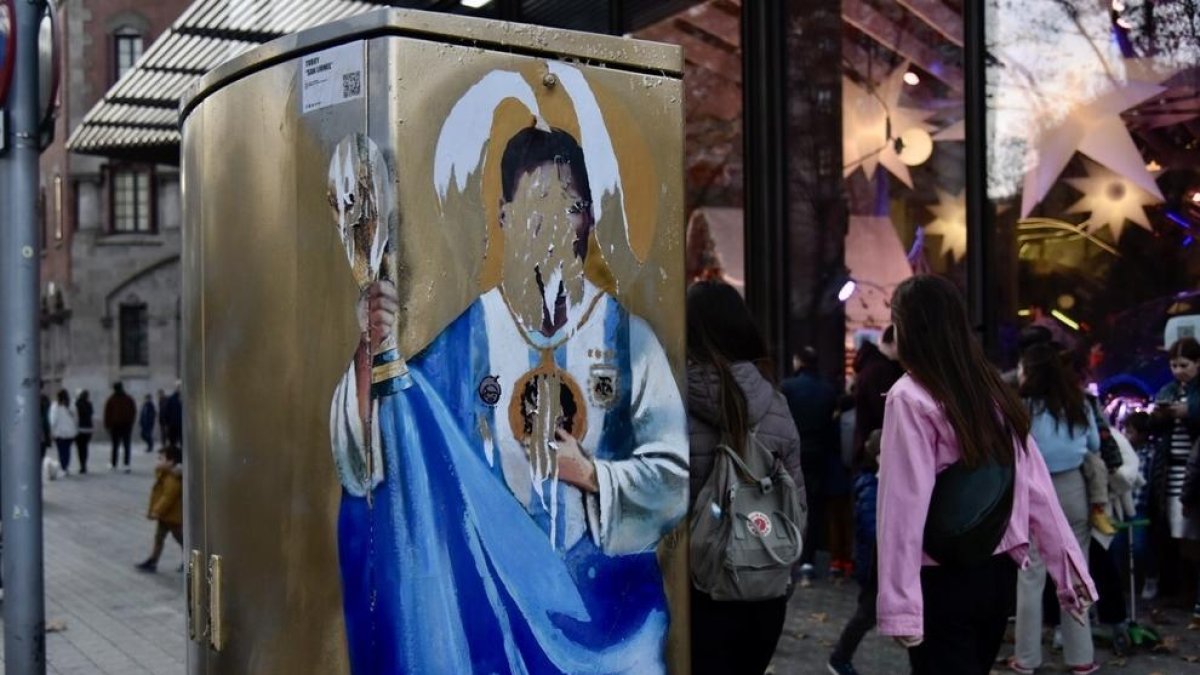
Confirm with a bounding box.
[875,375,1097,637]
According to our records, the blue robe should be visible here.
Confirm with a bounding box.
[332,291,686,674]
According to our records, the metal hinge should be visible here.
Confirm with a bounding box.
[207,554,224,652]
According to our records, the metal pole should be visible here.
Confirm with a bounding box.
[741,0,789,378]
[964,0,996,354]
[1,0,46,672]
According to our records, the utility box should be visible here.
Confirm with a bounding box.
[179,9,687,674]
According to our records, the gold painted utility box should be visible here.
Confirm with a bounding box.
[180,9,687,674]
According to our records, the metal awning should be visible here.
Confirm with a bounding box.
[67,0,703,165]
[67,0,393,163]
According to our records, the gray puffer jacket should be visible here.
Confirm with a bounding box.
[688,361,807,517]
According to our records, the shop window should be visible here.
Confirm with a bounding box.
[113,27,143,81]
[110,167,154,234]
[119,302,149,367]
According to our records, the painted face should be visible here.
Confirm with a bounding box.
[1170,357,1199,384]
[500,160,592,335]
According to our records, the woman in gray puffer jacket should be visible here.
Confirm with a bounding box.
[686,280,807,675]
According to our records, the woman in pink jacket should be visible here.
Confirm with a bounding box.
[876,275,1096,674]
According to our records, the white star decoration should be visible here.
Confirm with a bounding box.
[1065,160,1160,240]
[924,190,967,262]
[1020,78,1166,217]
[843,62,936,188]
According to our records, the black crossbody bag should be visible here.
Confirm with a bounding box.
[923,457,1014,567]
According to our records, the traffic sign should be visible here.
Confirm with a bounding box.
[38,0,58,145]
[0,0,14,108]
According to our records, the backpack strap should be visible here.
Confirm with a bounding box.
[717,444,773,493]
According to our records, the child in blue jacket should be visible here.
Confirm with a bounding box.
[827,429,880,675]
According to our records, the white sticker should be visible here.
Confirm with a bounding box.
[301,42,365,114]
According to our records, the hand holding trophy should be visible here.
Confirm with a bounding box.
[328,133,411,504]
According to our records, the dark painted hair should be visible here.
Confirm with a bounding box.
[687,280,771,457]
[1020,342,1089,434]
[891,275,1030,466]
[500,126,592,205]
[1168,337,1200,362]
[500,126,593,258]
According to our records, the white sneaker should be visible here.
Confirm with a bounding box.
[1142,578,1159,601]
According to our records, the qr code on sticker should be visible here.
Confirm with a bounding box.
[342,71,362,98]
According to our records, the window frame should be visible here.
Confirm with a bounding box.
[118,302,149,368]
[107,165,157,235]
[112,26,143,83]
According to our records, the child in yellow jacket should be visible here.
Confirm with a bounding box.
[136,445,183,573]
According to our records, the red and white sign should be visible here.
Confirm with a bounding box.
[0,0,15,108]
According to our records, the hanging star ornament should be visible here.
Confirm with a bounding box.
[1065,160,1160,240]
[924,189,967,261]
[1020,78,1166,217]
[843,62,936,188]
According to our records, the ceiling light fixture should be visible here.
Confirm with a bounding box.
[461,0,494,8]
[838,279,858,302]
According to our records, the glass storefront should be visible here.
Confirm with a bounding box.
[989,0,1200,399]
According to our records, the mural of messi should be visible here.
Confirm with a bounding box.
[328,64,688,675]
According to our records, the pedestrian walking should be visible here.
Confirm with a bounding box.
[782,346,838,587]
[75,390,94,474]
[49,389,78,475]
[104,382,137,473]
[156,389,168,446]
[686,280,807,675]
[164,381,182,448]
[139,394,158,454]
[876,275,1095,675]
[1149,337,1200,621]
[828,428,881,675]
[135,445,183,573]
[1122,412,1159,598]
[40,384,51,459]
[1010,342,1102,673]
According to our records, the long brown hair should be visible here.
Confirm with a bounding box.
[891,276,1030,466]
[1019,342,1088,433]
[686,280,770,457]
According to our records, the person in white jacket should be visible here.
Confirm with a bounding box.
[49,389,78,475]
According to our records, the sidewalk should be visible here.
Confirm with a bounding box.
[772,569,1200,674]
[0,447,186,675]
[7,448,1200,674]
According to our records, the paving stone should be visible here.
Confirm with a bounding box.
[8,448,1200,673]
[0,450,185,674]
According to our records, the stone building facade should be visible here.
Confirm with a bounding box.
[40,0,190,416]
